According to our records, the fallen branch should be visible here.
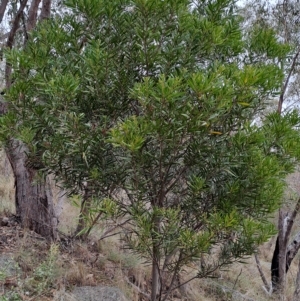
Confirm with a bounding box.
[124,276,151,300]
[255,253,271,293]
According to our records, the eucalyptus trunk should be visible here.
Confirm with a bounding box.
[6,140,57,239]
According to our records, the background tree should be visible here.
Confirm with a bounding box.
[3,0,300,300]
[240,0,300,295]
[0,0,58,239]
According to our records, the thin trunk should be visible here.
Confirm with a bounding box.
[5,0,29,89]
[27,0,41,30]
[151,246,160,301]
[0,0,8,24]
[278,210,288,295]
[40,0,51,20]
[6,0,28,50]
[272,198,300,292]
[277,47,300,114]
[20,6,28,45]
[151,215,161,301]
[255,253,271,292]
[293,259,300,301]
[272,210,289,296]
[6,140,57,239]
[75,187,91,239]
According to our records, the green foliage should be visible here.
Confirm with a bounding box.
[249,25,291,59]
[3,0,300,299]
[0,293,22,301]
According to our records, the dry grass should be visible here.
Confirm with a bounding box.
[64,261,95,286]
[184,240,300,301]
[1,225,297,301]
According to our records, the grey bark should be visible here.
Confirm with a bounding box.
[40,0,51,20]
[293,259,300,301]
[272,198,300,293]
[0,0,8,24]
[287,231,300,270]
[6,0,28,50]
[151,249,160,301]
[6,140,57,239]
[27,0,42,30]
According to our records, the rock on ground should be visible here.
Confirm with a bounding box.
[60,286,129,301]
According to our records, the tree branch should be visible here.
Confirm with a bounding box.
[5,0,29,89]
[6,0,29,49]
[125,276,151,300]
[255,253,271,292]
[278,47,300,114]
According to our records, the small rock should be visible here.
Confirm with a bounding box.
[69,286,129,301]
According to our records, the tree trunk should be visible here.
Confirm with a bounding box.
[6,139,57,239]
[0,0,8,24]
[40,0,51,20]
[271,237,281,290]
[151,246,160,301]
[151,215,161,301]
[272,210,288,297]
[27,0,42,30]
[271,199,300,293]
[293,259,300,301]
[75,186,91,239]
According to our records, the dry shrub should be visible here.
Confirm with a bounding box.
[64,261,96,286]
[71,241,98,265]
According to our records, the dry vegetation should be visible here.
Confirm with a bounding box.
[0,149,300,301]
